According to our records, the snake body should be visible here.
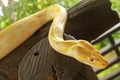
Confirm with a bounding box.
[0,4,108,69]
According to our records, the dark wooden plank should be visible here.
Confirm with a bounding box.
[91,22,120,44]
[65,0,119,41]
[0,23,50,80]
[18,38,55,80]
[18,35,98,80]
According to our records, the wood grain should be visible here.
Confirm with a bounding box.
[18,35,98,80]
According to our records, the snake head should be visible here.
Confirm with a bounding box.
[69,40,108,69]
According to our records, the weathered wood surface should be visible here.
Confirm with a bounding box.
[18,35,98,80]
[0,0,119,80]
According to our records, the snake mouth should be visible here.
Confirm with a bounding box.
[93,61,108,69]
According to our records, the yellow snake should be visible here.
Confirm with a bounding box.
[0,4,108,69]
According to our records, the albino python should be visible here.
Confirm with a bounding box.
[0,4,108,69]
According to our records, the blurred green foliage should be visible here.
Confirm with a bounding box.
[110,0,120,17]
[97,62,120,79]
[0,0,80,28]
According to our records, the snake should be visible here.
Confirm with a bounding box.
[0,4,108,69]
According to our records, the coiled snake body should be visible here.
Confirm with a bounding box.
[0,4,108,69]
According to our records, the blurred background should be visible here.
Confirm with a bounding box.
[0,0,120,80]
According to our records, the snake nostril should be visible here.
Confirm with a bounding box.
[102,63,106,66]
[103,63,105,66]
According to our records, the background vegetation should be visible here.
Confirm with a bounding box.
[0,0,120,80]
[0,0,80,29]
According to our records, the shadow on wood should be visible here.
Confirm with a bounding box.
[0,0,119,80]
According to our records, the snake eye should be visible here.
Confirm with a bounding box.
[89,56,95,62]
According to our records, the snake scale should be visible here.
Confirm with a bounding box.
[0,4,108,69]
